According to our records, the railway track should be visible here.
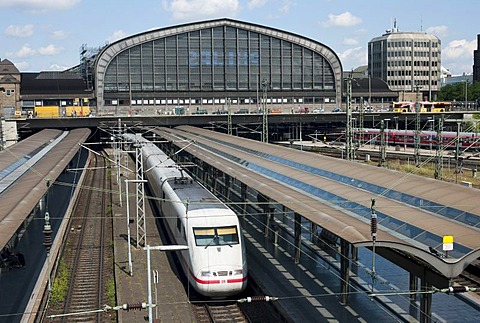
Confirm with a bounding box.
[454,261,480,296]
[45,152,114,322]
[193,302,249,323]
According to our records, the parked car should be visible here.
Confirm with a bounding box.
[192,109,208,115]
[332,107,342,113]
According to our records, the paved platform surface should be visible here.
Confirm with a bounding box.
[111,152,196,323]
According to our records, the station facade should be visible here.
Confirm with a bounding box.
[94,18,343,114]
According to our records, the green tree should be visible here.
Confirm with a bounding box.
[439,82,480,109]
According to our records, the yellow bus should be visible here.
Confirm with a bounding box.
[392,101,451,113]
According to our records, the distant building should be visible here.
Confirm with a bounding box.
[0,59,21,118]
[368,20,441,101]
[441,73,473,86]
[344,65,368,79]
[343,70,398,108]
[1,61,92,118]
[474,34,480,83]
[21,71,92,104]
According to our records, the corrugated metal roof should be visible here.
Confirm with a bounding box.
[156,125,480,278]
[0,128,91,249]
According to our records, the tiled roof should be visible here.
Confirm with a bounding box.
[20,72,90,95]
[0,59,20,75]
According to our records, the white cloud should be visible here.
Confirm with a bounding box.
[354,28,367,36]
[442,39,476,75]
[107,30,128,43]
[247,0,268,9]
[278,0,294,14]
[0,0,80,11]
[38,44,63,55]
[338,46,366,70]
[12,61,30,71]
[6,43,63,59]
[7,44,36,58]
[426,25,448,37]
[5,24,34,37]
[343,38,358,46]
[443,39,476,60]
[50,30,67,39]
[49,63,68,71]
[162,0,239,21]
[323,12,362,27]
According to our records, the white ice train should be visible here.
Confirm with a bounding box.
[123,134,247,297]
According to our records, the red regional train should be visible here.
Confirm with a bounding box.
[355,128,480,150]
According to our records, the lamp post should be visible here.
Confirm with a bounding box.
[43,211,52,293]
[153,270,159,320]
[384,118,390,148]
[261,79,269,143]
[426,118,434,151]
[144,245,189,323]
[464,75,468,110]
[125,179,148,276]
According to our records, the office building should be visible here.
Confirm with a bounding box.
[474,34,480,82]
[368,21,441,101]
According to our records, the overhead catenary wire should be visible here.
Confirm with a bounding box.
[4,128,478,321]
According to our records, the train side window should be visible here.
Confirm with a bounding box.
[176,217,181,232]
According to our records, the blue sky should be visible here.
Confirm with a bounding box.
[0,0,478,76]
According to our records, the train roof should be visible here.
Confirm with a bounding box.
[168,178,231,212]
[129,133,234,214]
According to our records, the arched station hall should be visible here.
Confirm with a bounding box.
[94,18,343,115]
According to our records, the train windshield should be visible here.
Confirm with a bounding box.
[193,226,239,247]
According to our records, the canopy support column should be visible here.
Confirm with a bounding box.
[340,239,351,304]
[294,212,301,264]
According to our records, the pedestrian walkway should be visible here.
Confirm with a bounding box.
[110,150,196,322]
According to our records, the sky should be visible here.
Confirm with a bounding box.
[0,0,478,76]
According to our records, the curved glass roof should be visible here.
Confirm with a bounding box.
[95,18,343,109]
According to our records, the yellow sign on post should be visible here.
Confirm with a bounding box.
[443,235,454,251]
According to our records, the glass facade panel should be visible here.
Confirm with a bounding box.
[142,43,154,91]
[117,54,129,92]
[102,24,336,96]
[153,39,165,91]
[104,59,117,92]
[270,38,281,89]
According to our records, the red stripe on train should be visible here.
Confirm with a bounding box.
[193,276,247,285]
[178,251,247,285]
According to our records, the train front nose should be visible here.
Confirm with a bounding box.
[196,268,247,297]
